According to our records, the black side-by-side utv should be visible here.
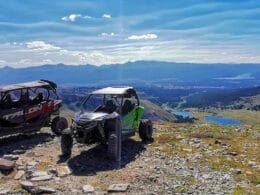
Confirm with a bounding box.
[61,86,153,160]
[0,80,68,137]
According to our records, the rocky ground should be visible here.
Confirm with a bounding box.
[0,122,259,194]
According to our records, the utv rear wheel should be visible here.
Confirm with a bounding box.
[61,130,73,157]
[107,132,117,160]
[139,119,153,142]
[51,117,68,136]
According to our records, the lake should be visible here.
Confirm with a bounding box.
[172,111,243,126]
[204,116,243,126]
[172,111,192,118]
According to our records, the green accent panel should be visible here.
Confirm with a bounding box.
[122,106,144,129]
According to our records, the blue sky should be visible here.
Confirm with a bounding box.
[0,0,260,67]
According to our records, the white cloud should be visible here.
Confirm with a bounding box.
[0,60,7,64]
[26,41,61,51]
[42,59,53,64]
[127,34,158,40]
[61,14,80,22]
[61,14,92,22]
[1,38,260,68]
[100,32,115,37]
[4,41,115,66]
[18,59,32,66]
[0,60,7,67]
[102,14,112,19]
[61,13,110,22]
[59,50,114,65]
[83,15,92,19]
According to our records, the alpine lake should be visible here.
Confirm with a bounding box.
[172,111,243,126]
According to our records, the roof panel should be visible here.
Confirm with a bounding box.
[91,87,134,95]
[0,80,52,92]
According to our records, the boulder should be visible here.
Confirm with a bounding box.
[83,185,95,193]
[12,150,26,154]
[108,183,130,192]
[56,165,71,177]
[38,186,56,193]
[14,170,25,180]
[0,158,15,170]
[30,175,52,182]
[2,154,19,161]
[21,181,56,194]
[0,190,10,195]
[20,181,34,191]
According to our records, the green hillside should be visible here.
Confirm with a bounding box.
[140,100,178,122]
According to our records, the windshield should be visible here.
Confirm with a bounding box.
[82,94,105,112]
[82,94,122,113]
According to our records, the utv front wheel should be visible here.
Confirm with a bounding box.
[107,132,117,160]
[139,119,153,142]
[51,117,68,136]
[61,129,73,157]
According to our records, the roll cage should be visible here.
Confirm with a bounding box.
[0,80,59,108]
[81,87,140,113]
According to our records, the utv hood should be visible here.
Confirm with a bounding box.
[74,111,119,122]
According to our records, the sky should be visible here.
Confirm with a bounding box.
[0,0,260,67]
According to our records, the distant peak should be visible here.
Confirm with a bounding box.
[2,66,13,69]
[56,63,66,66]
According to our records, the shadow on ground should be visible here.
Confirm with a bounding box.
[65,138,147,176]
[0,132,55,156]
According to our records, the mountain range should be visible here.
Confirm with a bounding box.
[1,61,260,88]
